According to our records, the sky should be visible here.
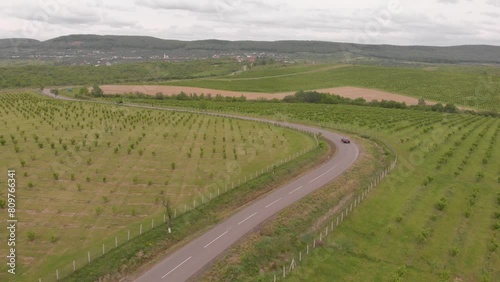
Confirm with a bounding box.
[0,0,499,46]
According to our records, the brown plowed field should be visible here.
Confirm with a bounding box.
[100,85,436,106]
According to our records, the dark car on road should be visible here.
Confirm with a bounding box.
[341,138,351,144]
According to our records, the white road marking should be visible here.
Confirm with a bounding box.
[308,160,344,184]
[288,186,303,195]
[238,212,257,225]
[161,256,192,278]
[265,198,282,208]
[204,231,228,249]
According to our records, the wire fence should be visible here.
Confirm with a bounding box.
[266,156,398,281]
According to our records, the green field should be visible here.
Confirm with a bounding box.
[111,98,499,281]
[163,64,500,111]
[0,92,315,280]
[0,59,240,88]
[285,110,500,281]
[219,63,340,79]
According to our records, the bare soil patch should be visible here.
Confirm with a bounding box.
[100,85,292,100]
[101,85,436,106]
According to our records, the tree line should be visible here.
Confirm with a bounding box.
[77,87,499,118]
[283,90,460,113]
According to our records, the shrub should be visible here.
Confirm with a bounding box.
[417,228,430,243]
[436,198,448,211]
[423,176,434,186]
[395,214,403,223]
[464,207,471,218]
[27,231,36,242]
[50,235,60,243]
[95,206,103,216]
[476,172,484,182]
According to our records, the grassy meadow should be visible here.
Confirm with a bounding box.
[163,64,500,111]
[0,92,314,280]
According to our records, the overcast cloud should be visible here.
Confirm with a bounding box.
[0,0,499,46]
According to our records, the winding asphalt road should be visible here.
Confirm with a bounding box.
[41,89,360,282]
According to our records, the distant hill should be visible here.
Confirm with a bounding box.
[1,34,500,64]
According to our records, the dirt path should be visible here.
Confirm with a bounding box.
[100,85,435,106]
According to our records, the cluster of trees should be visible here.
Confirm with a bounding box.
[76,85,103,98]
[283,91,459,113]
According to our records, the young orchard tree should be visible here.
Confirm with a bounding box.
[162,196,174,233]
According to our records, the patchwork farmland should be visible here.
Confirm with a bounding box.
[163,64,500,111]
[0,60,498,282]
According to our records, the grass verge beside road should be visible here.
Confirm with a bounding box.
[199,135,390,281]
